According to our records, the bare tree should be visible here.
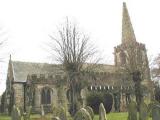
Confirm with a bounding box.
[49,18,98,115]
[151,54,160,78]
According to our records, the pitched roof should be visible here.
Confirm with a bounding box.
[12,61,63,82]
[11,61,116,82]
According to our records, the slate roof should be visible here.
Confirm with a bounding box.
[11,61,116,82]
[12,61,63,82]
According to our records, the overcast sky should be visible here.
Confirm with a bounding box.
[0,0,160,95]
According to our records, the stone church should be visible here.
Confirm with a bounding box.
[1,3,153,114]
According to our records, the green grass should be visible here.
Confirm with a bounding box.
[94,112,128,120]
[94,112,152,120]
[0,115,10,120]
[0,112,152,120]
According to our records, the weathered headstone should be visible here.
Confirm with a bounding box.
[84,106,94,120]
[148,102,154,117]
[148,100,159,117]
[58,106,67,120]
[52,106,67,120]
[52,117,61,120]
[52,106,59,117]
[74,108,92,120]
[23,106,32,120]
[152,103,160,120]
[99,103,107,120]
[41,105,45,117]
[11,105,22,120]
[127,101,137,120]
[139,101,148,120]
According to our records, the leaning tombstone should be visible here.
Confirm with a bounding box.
[84,106,94,120]
[139,101,148,120]
[152,103,160,120]
[74,108,92,120]
[11,105,22,120]
[127,101,137,120]
[99,103,107,120]
[58,106,67,120]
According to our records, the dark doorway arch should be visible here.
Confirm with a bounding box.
[103,93,113,113]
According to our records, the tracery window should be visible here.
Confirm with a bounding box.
[120,51,126,65]
[41,87,51,105]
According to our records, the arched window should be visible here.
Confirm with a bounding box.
[41,88,51,105]
[41,89,46,104]
[46,89,51,104]
[120,51,126,65]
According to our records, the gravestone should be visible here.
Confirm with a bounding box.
[52,117,61,120]
[52,106,59,117]
[11,105,22,120]
[52,106,67,120]
[127,101,137,120]
[84,106,94,120]
[99,103,107,120]
[74,108,92,120]
[58,106,67,120]
[152,103,160,120]
[23,106,32,120]
[148,102,154,117]
[139,101,148,120]
[41,105,45,117]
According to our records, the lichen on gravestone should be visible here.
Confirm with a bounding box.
[74,108,92,120]
[58,106,67,120]
[11,105,22,120]
[139,101,148,120]
[52,105,68,120]
[152,103,160,120]
[99,103,107,120]
[23,106,32,120]
[127,101,137,120]
[84,106,94,120]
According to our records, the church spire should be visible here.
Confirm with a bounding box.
[122,2,136,44]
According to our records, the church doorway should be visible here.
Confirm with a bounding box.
[103,93,113,113]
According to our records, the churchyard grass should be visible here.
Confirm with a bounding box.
[0,112,152,120]
[94,112,152,120]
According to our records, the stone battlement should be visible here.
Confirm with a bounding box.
[81,71,121,76]
[114,42,146,52]
[27,73,65,81]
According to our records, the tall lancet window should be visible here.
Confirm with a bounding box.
[41,87,51,105]
[120,51,126,65]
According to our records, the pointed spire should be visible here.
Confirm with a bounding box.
[122,2,136,44]
[9,54,11,61]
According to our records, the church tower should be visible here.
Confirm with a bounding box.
[114,2,150,81]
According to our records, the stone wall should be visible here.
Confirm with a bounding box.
[13,83,24,108]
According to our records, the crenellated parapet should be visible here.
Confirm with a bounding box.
[114,42,146,53]
[80,71,121,77]
[26,73,66,84]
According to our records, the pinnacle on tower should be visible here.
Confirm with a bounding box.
[122,2,136,44]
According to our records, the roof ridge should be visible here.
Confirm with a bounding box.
[12,60,61,66]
